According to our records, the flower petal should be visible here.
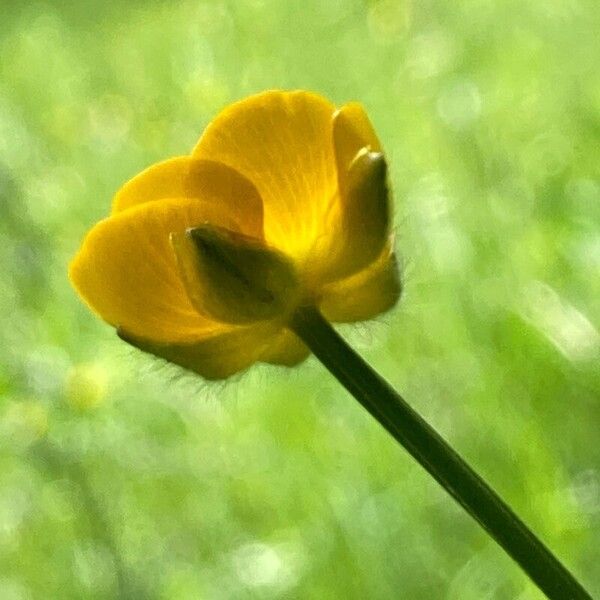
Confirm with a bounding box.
[192,90,340,267]
[319,249,402,322]
[119,322,283,380]
[112,156,264,239]
[69,198,242,343]
[333,102,381,185]
[318,102,391,284]
[319,149,391,283]
[259,329,310,367]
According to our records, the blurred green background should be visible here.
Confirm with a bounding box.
[1,0,599,598]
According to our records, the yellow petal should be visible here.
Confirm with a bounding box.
[319,248,402,322]
[112,156,264,239]
[333,102,381,190]
[259,329,310,367]
[320,149,391,283]
[316,103,390,284]
[192,90,340,267]
[119,321,283,380]
[69,198,239,343]
[171,225,300,324]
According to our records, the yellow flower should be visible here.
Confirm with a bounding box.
[69,91,401,379]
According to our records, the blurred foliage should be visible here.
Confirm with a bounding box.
[1,0,599,598]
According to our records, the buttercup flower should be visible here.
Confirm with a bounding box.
[68,91,595,600]
[69,90,401,379]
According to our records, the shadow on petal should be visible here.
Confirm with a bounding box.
[319,249,402,323]
[259,329,310,367]
[118,321,284,380]
[112,156,264,239]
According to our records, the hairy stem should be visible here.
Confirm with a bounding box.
[290,305,591,600]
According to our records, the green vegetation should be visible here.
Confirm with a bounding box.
[1,1,598,598]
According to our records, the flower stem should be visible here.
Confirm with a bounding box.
[290,305,591,600]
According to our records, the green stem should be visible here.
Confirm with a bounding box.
[290,306,592,600]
